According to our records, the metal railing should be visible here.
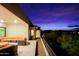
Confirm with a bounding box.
[37,37,56,56]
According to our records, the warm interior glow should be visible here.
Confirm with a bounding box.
[0,19,4,27]
[0,5,27,25]
[0,4,29,40]
[14,19,18,23]
[36,30,41,38]
[0,19,4,23]
[31,30,34,36]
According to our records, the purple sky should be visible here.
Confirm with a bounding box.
[20,3,79,30]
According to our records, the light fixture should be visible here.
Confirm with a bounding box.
[0,19,4,27]
[0,19,4,23]
[14,19,18,23]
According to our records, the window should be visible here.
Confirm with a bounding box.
[31,30,34,36]
[0,27,6,37]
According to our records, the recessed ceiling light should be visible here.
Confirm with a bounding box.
[14,19,18,23]
[0,20,4,27]
[0,19,4,23]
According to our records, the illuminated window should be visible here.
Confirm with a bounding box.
[31,30,34,36]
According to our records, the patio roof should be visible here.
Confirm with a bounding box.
[1,3,33,26]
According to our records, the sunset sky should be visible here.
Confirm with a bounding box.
[20,3,79,30]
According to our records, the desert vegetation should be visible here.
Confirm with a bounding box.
[42,30,79,56]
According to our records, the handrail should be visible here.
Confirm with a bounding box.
[42,38,56,56]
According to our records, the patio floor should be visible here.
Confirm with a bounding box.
[18,40,37,56]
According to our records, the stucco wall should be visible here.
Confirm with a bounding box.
[36,30,41,38]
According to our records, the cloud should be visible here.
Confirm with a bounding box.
[68,25,79,27]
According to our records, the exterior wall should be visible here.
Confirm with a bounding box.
[36,30,41,38]
[28,25,31,41]
[30,27,41,39]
